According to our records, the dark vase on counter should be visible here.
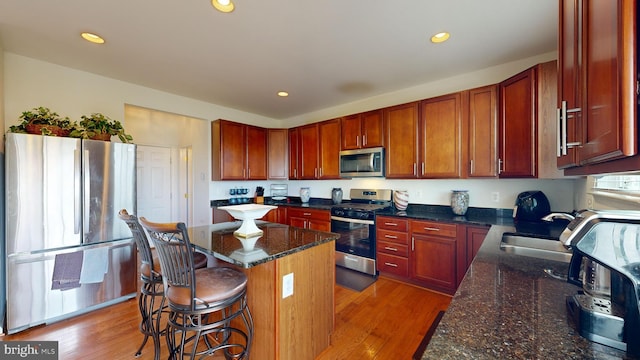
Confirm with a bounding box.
[332,188,343,204]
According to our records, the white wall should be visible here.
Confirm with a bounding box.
[283,52,558,126]
[212,178,575,213]
[3,53,276,226]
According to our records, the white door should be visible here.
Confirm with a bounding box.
[136,145,173,222]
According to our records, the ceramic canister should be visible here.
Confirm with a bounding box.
[393,190,409,210]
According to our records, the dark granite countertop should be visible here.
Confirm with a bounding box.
[186,221,339,268]
[421,224,635,360]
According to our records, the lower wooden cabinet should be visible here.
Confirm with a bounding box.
[410,220,459,294]
[287,207,331,231]
[376,216,490,295]
[376,216,410,277]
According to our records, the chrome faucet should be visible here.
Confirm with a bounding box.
[542,212,576,222]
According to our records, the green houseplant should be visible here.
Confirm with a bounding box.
[9,107,74,136]
[70,113,133,143]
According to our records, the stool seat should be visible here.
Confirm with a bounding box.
[167,267,247,308]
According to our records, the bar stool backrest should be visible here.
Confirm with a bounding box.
[139,218,198,309]
[118,209,160,280]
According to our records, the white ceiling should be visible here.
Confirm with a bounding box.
[0,1,557,120]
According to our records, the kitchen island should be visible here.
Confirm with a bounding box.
[421,225,633,359]
[187,221,338,360]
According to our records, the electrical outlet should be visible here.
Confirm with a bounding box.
[491,192,500,202]
[282,273,294,298]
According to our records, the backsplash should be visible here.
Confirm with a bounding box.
[211,177,577,212]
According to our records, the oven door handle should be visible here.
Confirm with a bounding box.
[330,216,374,225]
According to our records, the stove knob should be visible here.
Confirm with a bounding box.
[336,210,344,216]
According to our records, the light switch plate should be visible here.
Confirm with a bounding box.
[282,273,294,298]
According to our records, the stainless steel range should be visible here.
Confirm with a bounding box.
[331,189,393,275]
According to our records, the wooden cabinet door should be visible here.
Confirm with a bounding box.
[411,234,457,293]
[499,67,537,178]
[557,0,581,169]
[268,129,288,180]
[578,0,636,164]
[213,120,246,180]
[299,124,319,179]
[247,125,267,180]
[318,118,341,179]
[308,220,331,232]
[341,114,361,150]
[361,109,384,148]
[458,225,490,286]
[288,128,300,179]
[468,85,498,177]
[289,217,308,229]
[419,93,463,178]
[383,102,420,178]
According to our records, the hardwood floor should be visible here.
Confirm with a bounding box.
[1,276,450,359]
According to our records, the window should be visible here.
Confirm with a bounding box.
[589,172,640,205]
[594,174,640,192]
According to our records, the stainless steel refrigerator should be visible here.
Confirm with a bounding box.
[4,132,137,334]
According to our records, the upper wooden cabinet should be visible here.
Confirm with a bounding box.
[341,110,384,150]
[267,129,288,180]
[318,118,341,179]
[499,61,563,179]
[289,119,341,180]
[288,127,300,179]
[211,119,267,180]
[419,92,463,178]
[298,124,320,179]
[560,0,638,173]
[383,102,420,178]
[467,85,498,178]
[499,67,537,178]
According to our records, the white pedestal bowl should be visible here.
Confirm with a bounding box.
[218,204,277,237]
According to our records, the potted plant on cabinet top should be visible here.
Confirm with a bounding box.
[70,113,133,143]
[9,107,74,136]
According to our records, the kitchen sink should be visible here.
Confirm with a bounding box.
[500,232,572,263]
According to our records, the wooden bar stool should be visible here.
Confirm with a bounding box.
[119,209,209,360]
[139,217,253,360]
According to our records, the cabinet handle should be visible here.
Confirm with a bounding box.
[411,237,415,251]
[362,134,367,146]
[384,262,398,268]
[470,159,474,174]
[558,100,582,156]
[424,227,440,231]
[356,135,360,147]
[247,168,251,178]
[303,212,312,216]
[384,234,398,239]
[413,163,417,176]
[498,159,503,174]
[421,162,425,176]
[384,222,398,226]
[315,168,318,177]
[384,246,398,252]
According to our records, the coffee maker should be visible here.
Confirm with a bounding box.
[561,210,640,356]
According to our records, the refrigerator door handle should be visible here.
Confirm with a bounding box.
[74,149,82,234]
[83,149,91,239]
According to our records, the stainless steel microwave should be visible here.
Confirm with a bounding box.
[339,147,385,178]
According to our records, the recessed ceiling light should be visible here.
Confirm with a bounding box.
[430,32,450,43]
[212,0,235,13]
[277,91,289,97]
[81,32,105,44]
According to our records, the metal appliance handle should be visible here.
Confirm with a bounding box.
[330,216,374,225]
[74,149,82,234]
[83,149,90,239]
